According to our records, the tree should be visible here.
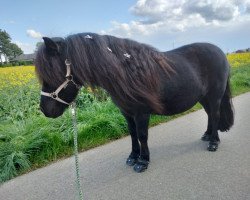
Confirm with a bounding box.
[9,43,23,61]
[35,41,43,52]
[0,29,23,63]
[0,29,11,62]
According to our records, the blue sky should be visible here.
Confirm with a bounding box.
[1,0,250,53]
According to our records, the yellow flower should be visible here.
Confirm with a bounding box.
[227,52,250,68]
[0,52,249,90]
[0,66,37,90]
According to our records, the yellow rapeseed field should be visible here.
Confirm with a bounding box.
[0,66,36,90]
[0,52,249,89]
[227,52,250,67]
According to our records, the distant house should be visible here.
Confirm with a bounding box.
[13,53,36,62]
[235,50,245,53]
[235,48,250,53]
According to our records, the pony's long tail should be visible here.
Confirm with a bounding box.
[219,79,234,132]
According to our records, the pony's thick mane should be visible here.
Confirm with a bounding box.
[35,33,173,113]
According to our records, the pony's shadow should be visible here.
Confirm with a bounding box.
[150,139,208,163]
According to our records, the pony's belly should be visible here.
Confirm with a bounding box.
[161,104,195,115]
[161,95,201,115]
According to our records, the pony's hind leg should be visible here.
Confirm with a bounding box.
[123,113,140,166]
[207,98,222,151]
[133,114,150,173]
[199,98,212,141]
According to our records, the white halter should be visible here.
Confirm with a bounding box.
[41,59,81,105]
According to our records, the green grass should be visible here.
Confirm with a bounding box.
[230,64,250,95]
[0,63,249,183]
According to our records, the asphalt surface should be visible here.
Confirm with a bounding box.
[0,93,250,200]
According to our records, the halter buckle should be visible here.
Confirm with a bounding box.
[65,59,71,66]
[51,92,58,99]
[66,75,73,81]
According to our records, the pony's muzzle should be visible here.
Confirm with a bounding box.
[40,104,63,118]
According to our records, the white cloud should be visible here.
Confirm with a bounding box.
[245,0,250,13]
[8,20,15,24]
[15,41,36,54]
[26,29,43,39]
[103,20,157,37]
[184,0,240,21]
[103,0,250,38]
[130,0,185,24]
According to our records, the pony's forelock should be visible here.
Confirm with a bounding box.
[35,44,66,88]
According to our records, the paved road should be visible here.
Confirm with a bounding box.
[1,93,250,200]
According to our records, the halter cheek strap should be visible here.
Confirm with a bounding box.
[40,80,71,105]
[41,59,81,105]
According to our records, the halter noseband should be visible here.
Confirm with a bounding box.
[41,59,81,105]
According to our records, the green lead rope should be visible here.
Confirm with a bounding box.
[70,102,84,200]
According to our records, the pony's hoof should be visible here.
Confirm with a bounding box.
[126,157,137,166]
[207,141,219,151]
[133,158,149,173]
[201,132,211,141]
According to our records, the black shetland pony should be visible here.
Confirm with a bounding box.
[35,33,234,173]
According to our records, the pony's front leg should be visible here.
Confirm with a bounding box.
[133,114,150,173]
[123,113,140,166]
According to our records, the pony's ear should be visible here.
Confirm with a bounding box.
[43,37,59,55]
